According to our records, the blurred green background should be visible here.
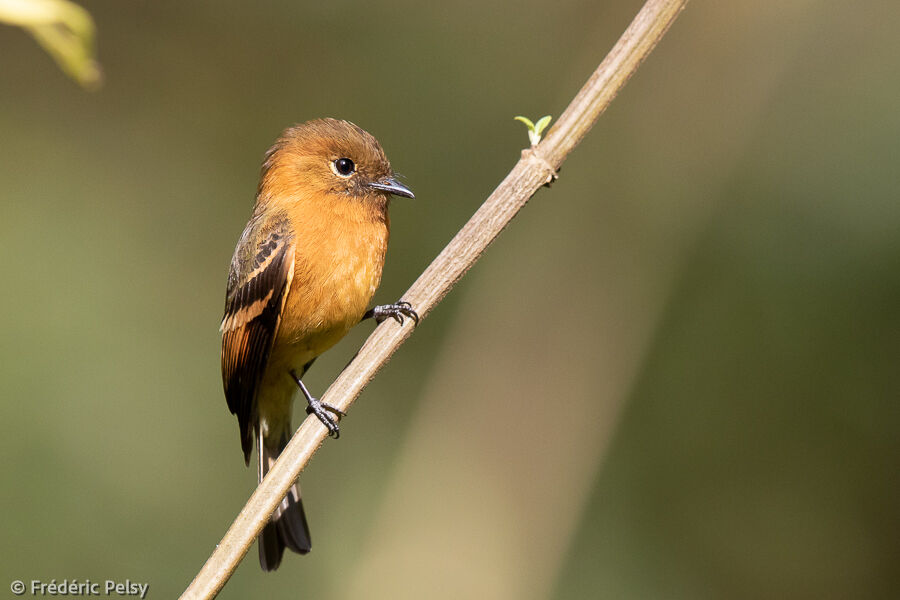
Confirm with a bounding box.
[2,1,898,598]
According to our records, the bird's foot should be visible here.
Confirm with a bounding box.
[366,301,419,325]
[291,370,345,439]
[305,397,345,439]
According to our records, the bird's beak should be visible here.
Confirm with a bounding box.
[368,176,414,199]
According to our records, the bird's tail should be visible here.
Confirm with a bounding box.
[257,425,311,571]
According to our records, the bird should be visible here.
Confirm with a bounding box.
[220,118,416,571]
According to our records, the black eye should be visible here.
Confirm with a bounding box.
[333,158,355,177]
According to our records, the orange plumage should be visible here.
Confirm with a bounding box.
[220,119,415,571]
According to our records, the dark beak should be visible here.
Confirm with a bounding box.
[368,176,414,199]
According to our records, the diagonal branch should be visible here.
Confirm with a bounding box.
[181,0,689,597]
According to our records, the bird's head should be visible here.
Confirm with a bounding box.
[256,118,413,214]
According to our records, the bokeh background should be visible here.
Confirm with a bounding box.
[2,1,898,598]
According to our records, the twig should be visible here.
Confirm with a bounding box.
[181,0,689,597]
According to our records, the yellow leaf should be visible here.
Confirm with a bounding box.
[0,0,102,89]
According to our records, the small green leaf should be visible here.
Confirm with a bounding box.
[533,115,552,136]
[514,114,553,146]
[514,115,535,130]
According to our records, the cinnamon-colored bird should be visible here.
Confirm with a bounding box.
[220,119,416,571]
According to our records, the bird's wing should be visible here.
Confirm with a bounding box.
[221,211,295,463]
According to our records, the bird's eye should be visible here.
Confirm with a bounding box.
[332,158,355,177]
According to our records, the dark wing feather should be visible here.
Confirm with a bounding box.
[221,212,294,463]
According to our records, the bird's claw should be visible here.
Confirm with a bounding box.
[371,301,419,325]
[305,397,345,439]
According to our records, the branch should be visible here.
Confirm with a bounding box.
[181,0,689,597]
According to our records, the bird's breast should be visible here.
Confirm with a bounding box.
[275,201,389,358]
